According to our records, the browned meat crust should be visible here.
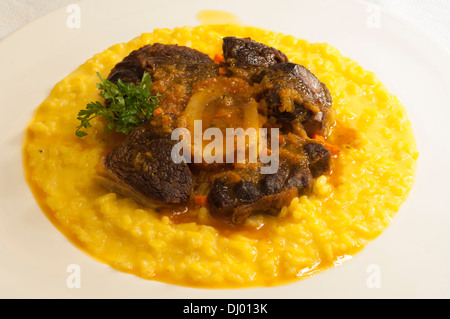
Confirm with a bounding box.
[222,36,288,69]
[103,125,193,204]
[108,43,217,84]
[208,164,313,224]
[254,62,333,137]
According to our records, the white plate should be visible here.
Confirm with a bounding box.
[1,0,449,299]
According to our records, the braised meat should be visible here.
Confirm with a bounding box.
[280,133,331,179]
[254,62,333,137]
[222,37,288,68]
[207,162,313,223]
[108,43,220,136]
[207,174,296,224]
[98,37,335,225]
[304,142,331,178]
[209,182,299,224]
[222,37,288,80]
[261,164,312,196]
[100,123,193,205]
[108,43,217,84]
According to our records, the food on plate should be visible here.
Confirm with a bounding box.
[90,36,334,225]
[23,25,418,288]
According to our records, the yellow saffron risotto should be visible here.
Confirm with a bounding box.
[23,25,418,288]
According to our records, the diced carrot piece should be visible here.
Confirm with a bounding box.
[324,143,340,156]
[214,53,225,64]
[153,108,163,116]
[313,133,325,143]
[219,67,227,75]
[194,195,208,206]
[279,135,286,145]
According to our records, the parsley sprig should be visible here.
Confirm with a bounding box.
[75,72,162,138]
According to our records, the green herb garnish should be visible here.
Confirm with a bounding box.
[75,72,162,138]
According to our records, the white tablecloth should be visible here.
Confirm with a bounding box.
[1,0,449,52]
